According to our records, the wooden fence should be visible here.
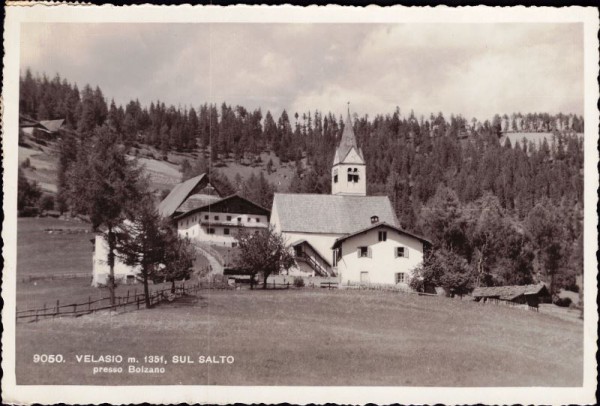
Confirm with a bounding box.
[16,281,234,323]
[21,272,91,283]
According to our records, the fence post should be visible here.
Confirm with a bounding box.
[88,296,91,311]
[73,304,77,314]
[137,297,140,310]
[43,303,46,316]
[287,282,290,289]
[126,290,130,303]
[56,299,60,316]
[35,309,39,322]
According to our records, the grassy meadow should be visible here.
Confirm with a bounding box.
[14,218,583,387]
[16,289,583,386]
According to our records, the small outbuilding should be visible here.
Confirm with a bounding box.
[472,283,551,308]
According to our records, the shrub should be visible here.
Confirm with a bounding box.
[21,158,31,169]
[39,195,55,211]
[554,297,572,307]
[293,276,305,288]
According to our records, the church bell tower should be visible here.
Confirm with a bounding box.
[332,105,366,196]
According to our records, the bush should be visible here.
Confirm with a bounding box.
[293,276,305,288]
[21,158,31,169]
[554,297,572,307]
[39,195,55,211]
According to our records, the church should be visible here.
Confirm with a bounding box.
[270,108,430,287]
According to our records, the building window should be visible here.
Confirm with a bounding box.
[232,242,237,248]
[224,228,230,235]
[205,215,209,220]
[358,246,369,258]
[214,215,219,220]
[378,231,387,241]
[396,272,407,284]
[333,169,338,183]
[347,167,359,183]
[247,218,251,222]
[255,217,260,222]
[396,247,408,258]
[237,217,242,222]
[207,228,215,234]
[227,216,232,221]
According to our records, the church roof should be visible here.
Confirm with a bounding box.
[333,109,364,165]
[158,174,209,218]
[273,193,398,234]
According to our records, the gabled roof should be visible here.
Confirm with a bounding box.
[333,109,364,165]
[39,119,65,133]
[332,222,432,249]
[272,193,397,234]
[19,116,65,133]
[472,283,549,300]
[173,194,270,220]
[177,194,221,213]
[158,174,209,218]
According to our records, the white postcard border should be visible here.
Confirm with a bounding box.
[2,4,598,405]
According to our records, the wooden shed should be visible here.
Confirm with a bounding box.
[472,283,551,308]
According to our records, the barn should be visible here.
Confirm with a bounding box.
[472,283,551,308]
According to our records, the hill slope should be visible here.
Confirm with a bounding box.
[18,137,295,196]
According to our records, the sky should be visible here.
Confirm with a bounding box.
[20,23,584,122]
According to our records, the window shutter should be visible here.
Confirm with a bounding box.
[357,248,361,258]
[368,247,372,258]
[394,247,398,258]
[405,248,409,258]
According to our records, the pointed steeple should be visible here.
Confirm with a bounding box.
[334,104,363,164]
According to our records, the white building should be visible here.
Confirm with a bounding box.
[174,194,270,246]
[270,108,431,285]
[332,221,430,287]
[91,173,269,285]
[271,193,399,276]
[91,228,139,287]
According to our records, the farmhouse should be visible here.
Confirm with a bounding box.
[472,283,551,308]
[173,194,270,246]
[19,115,65,136]
[157,173,221,218]
[271,108,430,285]
[91,172,271,285]
[92,226,139,286]
[332,222,431,287]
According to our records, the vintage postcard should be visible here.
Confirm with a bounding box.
[2,4,598,405]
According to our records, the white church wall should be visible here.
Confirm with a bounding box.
[280,231,342,268]
[337,228,424,286]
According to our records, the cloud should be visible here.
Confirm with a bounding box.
[19,23,583,121]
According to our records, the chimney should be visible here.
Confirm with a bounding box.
[370,215,379,224]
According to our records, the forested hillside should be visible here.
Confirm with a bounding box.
[19,70,585,295]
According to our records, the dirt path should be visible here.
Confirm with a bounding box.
[194,243,224,276]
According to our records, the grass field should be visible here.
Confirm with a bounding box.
[16,289,582,386]
[17,217,92,277]
[16,218,208,312]
[15,218,583,386]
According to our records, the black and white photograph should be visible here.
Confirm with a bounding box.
[2,4,598,405]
